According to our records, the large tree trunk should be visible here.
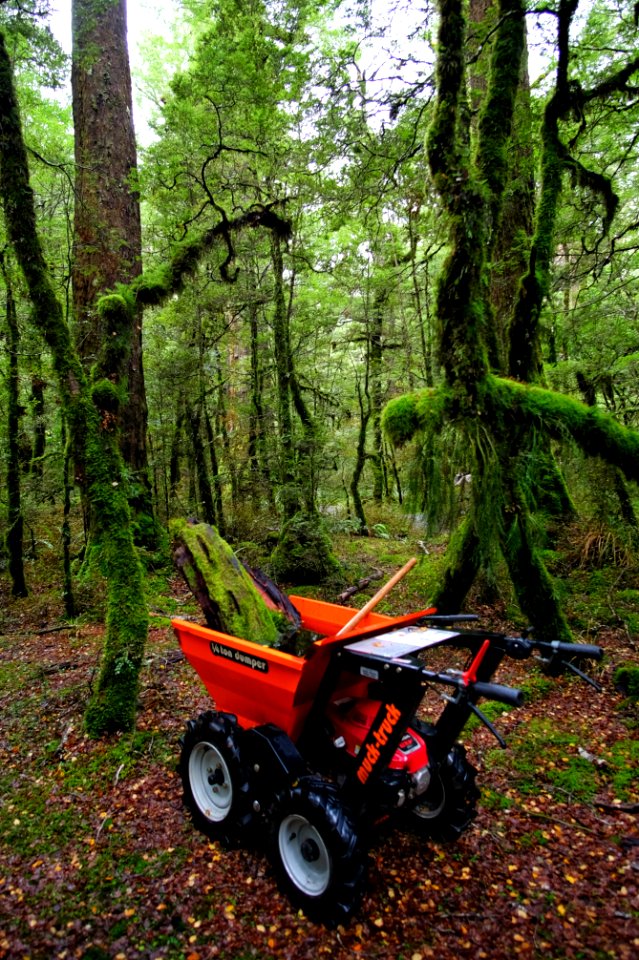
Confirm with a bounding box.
[72,0,157,546]
[0,30,148,734]
[1,252,28,598]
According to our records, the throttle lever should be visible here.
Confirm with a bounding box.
[468,702,507,748]
[560,659,602,692]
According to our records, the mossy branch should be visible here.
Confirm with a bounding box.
[488,377,639,482]
[131,207,292,308]
[383,377,639,486]
[382,387,451,447]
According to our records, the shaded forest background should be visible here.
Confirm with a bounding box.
[1,1,638,603]
[0,0,636,722]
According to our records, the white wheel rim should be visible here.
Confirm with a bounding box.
[189,741,233,822]
[278,814,331,896]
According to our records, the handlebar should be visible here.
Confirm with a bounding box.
[536,640,603,661]
[422,669,524,708]
[471,681,524,708]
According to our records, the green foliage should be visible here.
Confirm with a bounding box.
[270,511,341,586]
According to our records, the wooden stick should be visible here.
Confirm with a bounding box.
[335,557,418,638]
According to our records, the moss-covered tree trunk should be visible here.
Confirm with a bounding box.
[187,399,216,526]
[30,372,47,485]
[0,30,148,734]
[350,379,371,535]
[203,401,226,538]
[171,519,283,644]
[247,295,271,500]
[270,231,301,520]
[1,251,28,598]
[383,0,639,640]
[369,287,388,503]
[386,0,577,641]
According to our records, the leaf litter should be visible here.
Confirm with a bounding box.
[0,575,637,960]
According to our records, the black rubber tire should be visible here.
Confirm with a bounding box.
[179,711,252,847]
[403,739,480,843]
[270,777,368,926]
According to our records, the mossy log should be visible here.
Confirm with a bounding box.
[171,519,292,645]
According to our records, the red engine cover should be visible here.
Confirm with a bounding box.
[327,698,428,773]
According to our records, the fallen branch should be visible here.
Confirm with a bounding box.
[336,570,383,602]
[595,800,639,813]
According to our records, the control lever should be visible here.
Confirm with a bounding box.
[467,701,507,748]
[556,658,602,691]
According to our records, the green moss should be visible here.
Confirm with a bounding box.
[488,376,639,482]
[476,0,526,236]
[609,739,639,799]
[500,482,572,644]
[614,664,639,700]
[270,511,341,586]
[494,717,598,801]
[90,378,121,415]
[171,518,281,645]
[382,387,450,447]
[0,35,149,737]
[132,266,172,306]
[430,514,481,612]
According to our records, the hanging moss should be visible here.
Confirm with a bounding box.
[171,518,282,645]
[270,511,341,586]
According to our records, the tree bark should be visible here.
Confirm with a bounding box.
[0,30,148,733]
[72,0,156,546]
[1,251,28,597]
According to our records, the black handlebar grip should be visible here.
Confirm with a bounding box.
[548,642,603,661]
[471,681,525,707]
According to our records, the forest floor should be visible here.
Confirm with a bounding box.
[0,518,638,960]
